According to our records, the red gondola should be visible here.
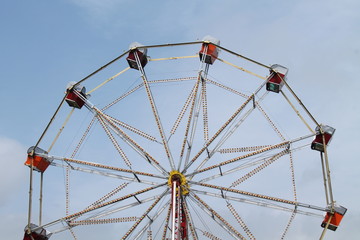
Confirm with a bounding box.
[24,146,50,173]
[321,204,347,231]
[199,35,220,65]
[65,82,87,109]
[23,223,52,240]
[311,125,335,152]
[266,64,288,93]
[126,42,148,70]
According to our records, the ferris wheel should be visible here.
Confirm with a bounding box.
[24,36,346,240]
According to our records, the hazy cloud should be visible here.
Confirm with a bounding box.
[0,137,28,239]
[0,136,27,204]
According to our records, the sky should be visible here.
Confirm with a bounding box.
[1,0,360,239]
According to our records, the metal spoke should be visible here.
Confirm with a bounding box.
[93,106,168,175]
[188,133,314,177]
[201,77,209,142]
[105,115,159,143]
[121,189,168,239]
[198,143,311,183]
[179,73,202,166]
[191,91,269,176]
[135,51,176,170]
[132,200,170,240]
[280,210,296,240]
[87,195,164,220]
[202,231,223,240]
[255,101,286,141]
[48,155,165,179]
[189,192,246,240]
[183,94,255,173]
[191,189,323,218]
[182,198,198,240]
[170,81,198,137]
[230,149,289,188]
[190,141,290,176]
[51,162,160,185]
[65,184,166,221]
[69,217,137,226]
[227,202,255,240]
[189,181,326,212]
[97,115,132,167]
[161,201,172,240]
[206,78,249,99]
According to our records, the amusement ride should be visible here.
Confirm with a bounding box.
[24,36,346,240]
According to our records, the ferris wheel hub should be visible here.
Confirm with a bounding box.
[168,170,189,195]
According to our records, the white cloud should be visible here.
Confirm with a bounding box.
[0,137,28,239]
[0,136,27,204]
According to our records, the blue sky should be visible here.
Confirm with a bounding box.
[1,0,359,239]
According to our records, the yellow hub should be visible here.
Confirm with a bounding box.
[168,170,189,195]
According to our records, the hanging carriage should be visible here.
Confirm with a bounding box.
[198,35,220,65]
[24,146,51,173]
[311,125,335,152]
[65,82,87,109]
[126,42,148,70]
[266,64,288,93]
